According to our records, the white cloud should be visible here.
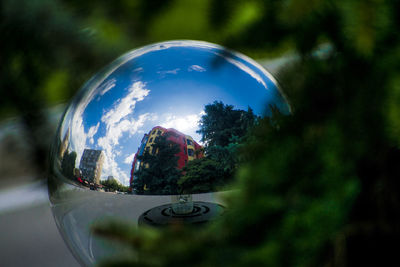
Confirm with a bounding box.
[101,81,149,127]
[133,67,144,72]
[157,68,180,77]
[97,81,151,185]
[87,122,100,144]
[159,111,203,143]
[70,102,97,167]
[70,113,86,167]
[188,65,206,72]
[124,153,135,164]
[97,114,149,185]
[161,114,200,133]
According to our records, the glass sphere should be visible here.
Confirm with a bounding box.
[48,40,290,265]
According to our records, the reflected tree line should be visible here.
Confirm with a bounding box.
[58,100,258,194]
[100,178,129,193]
[132,101,259,195]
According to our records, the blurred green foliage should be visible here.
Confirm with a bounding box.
[3,0,400,265]
[94,0,400,266]
[101,178,129,193]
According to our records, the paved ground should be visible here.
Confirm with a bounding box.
[0,183,80,267]
[0,107,80,266]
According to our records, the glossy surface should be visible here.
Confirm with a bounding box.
[48,40,290,265]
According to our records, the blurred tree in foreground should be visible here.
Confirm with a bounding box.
[1,0,116,174]
[3,0,400,265]
[93,0,400,266]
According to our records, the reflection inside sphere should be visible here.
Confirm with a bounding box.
[49,40,290,265]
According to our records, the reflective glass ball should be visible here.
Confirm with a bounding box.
[48,40,290,265]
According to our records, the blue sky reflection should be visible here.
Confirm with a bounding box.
[65,41,289,185]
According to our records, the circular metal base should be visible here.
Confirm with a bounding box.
[138,201,225,227]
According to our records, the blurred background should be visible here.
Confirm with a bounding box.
[2,0,400,266]
[1,1,289,266]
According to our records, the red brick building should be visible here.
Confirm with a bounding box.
[130,126,203,187]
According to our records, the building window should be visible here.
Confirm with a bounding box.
[187,139,193,146]
[157,130,162,135]
[151,146,157,155]
[149,137,153,143]
[188,149,194,156]
[135,161,140,171]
